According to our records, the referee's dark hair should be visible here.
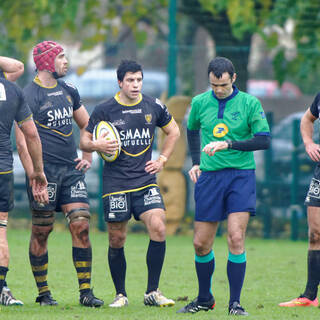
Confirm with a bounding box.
[117,60,143,82]
[208,57,235,79]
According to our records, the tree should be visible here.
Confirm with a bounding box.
[179,0,273,90]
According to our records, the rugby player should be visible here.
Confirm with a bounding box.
[80,60,180,308]
[15,41,103,307]
[279,93,320,308]
[0,61,48,306]
[177,57,270,315]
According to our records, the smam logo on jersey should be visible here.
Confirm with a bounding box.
[213,123,229,138]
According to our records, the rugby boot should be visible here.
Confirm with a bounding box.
[80,289,104,307]
[177,297,215,313]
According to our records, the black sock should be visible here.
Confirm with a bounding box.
[108,247,127,296]
[29,252,50,296]
[0,266,8,293]
[146,240,166,293]
[303,250,320,300]
[72,247,92,296]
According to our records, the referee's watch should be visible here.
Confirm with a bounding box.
[226,140,232,149]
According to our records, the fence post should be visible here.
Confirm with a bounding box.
[290,119,300,240]
[262,112,273,239]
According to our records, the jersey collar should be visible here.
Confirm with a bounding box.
[211,85,239,102]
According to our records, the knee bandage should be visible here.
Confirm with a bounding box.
[32,210,55,226]
[65,208,90,224]
[0,219,8,228]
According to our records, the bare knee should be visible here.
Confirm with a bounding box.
[228,232,245,253]
[309,229,320,245]
[70,220,90,244]
[193,237,210,256]
[31,225,53,246]
[109,228,127,248]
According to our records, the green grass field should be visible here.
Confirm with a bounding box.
[1,228,320,319]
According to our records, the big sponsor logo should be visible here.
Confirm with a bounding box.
[144,187,161,206]
[71,181,87,198]
[119,127,152,148]
[46,106,73,127]
[213,123,229,138]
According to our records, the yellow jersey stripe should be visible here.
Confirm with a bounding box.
[121,136,154,157]
[35,120,73,137]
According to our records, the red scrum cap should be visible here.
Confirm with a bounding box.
[33,41,64,73]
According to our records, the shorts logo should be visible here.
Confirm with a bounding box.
[213,123,228,138]
[47,183,57,202]
[71,181,87,198]
[307,178,320,199]
[144,187,161,206]
[109,194,127,213]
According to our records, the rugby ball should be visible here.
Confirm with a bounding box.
[93,121,121,162]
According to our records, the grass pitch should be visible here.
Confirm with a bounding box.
[2,228,320,319]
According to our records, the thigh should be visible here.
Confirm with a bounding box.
[0,173,13,212]
[103,193,132,222]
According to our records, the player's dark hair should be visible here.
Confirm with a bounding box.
[207,57,235,79]
[117,60,143,81]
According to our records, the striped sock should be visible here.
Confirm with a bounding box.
[72,247,92,295]
[0,266,8,293]
[29,252,50,296]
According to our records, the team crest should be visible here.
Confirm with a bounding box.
[66,95,72,104]
[145,114,152,124]
[213,123,229,138]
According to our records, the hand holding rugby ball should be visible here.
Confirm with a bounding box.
[93,121,121,162]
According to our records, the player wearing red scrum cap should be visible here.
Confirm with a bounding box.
[15,41,104,307]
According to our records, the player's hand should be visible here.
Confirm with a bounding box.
[202,141,228,156]
[145,159,164,175]
[30,171,49,204]
[74,158,92,173]
[188,165,201,183]
[95,132,119,154]
[305,142,320,162]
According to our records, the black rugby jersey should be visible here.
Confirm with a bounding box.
[87,93,172,195]
[23,77,82,165]
[0,78,32,172]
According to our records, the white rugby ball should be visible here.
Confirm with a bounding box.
[93,121,121,162]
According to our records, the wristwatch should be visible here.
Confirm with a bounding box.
[226,140,232,149]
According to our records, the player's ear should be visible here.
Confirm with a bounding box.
[232,73,237,83]
[118,80,122,89]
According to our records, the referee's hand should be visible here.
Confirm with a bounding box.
[189,165,201,183]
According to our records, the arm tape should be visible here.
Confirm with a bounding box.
[187,129,201,166]
[230,134,271,151]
